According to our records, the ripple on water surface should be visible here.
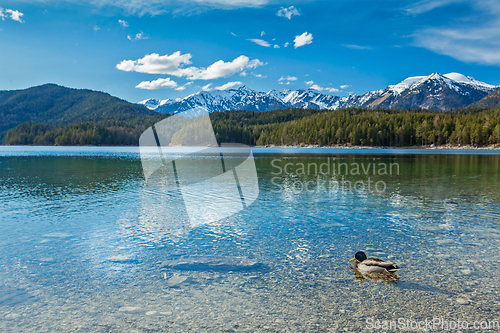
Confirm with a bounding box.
[0,148,499,332]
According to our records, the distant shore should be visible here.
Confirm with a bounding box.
[255,144,500,150]
[2,143,500,150]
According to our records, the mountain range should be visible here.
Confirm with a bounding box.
[1,73,498,143]
[139,72,499,115]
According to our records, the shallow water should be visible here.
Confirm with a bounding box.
[0,146,499,332]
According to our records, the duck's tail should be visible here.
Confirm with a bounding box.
[386,264,400,272]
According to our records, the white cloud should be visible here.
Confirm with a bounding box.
[135,32,148,40]
[311,85,339,92]
[175,82,193,91]
[274,44,280,48]
[261,31,265,36]
[343,44,372,50]
[136,78,178,90]
[128,32,148,40]
[1,8,25,23]
[279,76,297,82]
[117,51,264,80]
[118,51,193,73]
[32,0,271,16]
[277,6,300,20]
[215,81,242,90]
[7,9,24,23]
[118,19,129,27]
[306,80,339,93]
[404,0,465,15]
[253,73,266,78]
[340,85,350,89]
[2,1,274,17]
[278,76,297,85]
[202,83,213,91]
[192,57,263,80]
[240,71,248,76]
[413,28,500,65]
[294,32,313,48]
[408,0,500,65]
[93,25,100,31]
[247,38,271,47]
[230,32,238,37]
[284,42,289,48]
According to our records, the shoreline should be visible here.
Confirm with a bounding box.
[255,144,500,150]
[1,144,500,150]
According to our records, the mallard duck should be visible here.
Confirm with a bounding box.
[349,266,400,284]
[349,251,399,274]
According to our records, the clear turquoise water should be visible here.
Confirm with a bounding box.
[0,147,499,332]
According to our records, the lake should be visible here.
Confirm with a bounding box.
[1,146,499,332]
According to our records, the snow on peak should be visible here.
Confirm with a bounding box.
[238,85,253,92]
[139,98,156,104]
[138,98,161,110]
[444,72,470,83]
[387,72,497,96]
[444,72,497,90]
[388,76,426,94]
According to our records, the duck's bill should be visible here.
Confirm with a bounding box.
[349,258,356,261]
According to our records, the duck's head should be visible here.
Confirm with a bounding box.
[350,251,367,262]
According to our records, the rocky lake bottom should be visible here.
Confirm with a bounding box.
[1,147,499,332]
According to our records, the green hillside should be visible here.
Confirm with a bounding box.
[4,116,169,146]
[0,84,157,142]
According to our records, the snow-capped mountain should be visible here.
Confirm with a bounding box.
[138,98,173,110]
[354,73,498,111]
[141,86,288,117]
[138,73,498,114]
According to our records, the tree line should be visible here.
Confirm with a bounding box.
[211,107,500,147]
[4,115,169,146]
[4,107,500,147]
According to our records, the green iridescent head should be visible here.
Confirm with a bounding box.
[350,251,367,262]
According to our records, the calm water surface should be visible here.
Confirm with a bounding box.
[1,146,499,332]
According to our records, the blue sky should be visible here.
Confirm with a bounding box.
[1,0,499,103]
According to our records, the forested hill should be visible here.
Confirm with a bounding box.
[5,107,500,147]
[0,84,156,142]
[210,107,500,147]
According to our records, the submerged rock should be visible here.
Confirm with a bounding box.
[118,306,142,313]
[106,255,138,263]
[161,255,264,271]
[41,232,73,238]
[167,275,188,287]
[5,313,20,320]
